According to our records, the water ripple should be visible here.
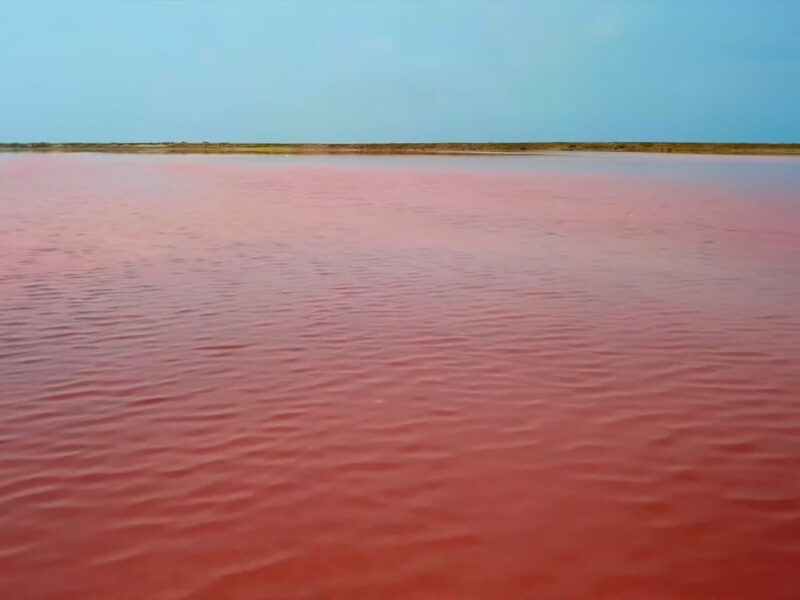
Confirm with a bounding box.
[1,153,799,599]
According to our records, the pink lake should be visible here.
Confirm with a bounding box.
[1,152,800,599]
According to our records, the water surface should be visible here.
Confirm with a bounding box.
[1,153,800,599]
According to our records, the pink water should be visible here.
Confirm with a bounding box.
[1,153,800,599]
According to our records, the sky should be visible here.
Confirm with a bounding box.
[0,0,798,143]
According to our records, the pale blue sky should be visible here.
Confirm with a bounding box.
[1,0,798,143]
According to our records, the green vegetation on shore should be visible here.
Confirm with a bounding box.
[1,141,799,156]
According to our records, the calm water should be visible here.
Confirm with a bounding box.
[1,152,800,599]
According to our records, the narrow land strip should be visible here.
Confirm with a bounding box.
[1,142,799,156]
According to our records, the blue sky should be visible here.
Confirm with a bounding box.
[1,0,798,142]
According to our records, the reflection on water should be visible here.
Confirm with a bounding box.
[1,153,799,599]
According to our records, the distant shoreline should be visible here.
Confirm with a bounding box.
[1,142,799,156]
